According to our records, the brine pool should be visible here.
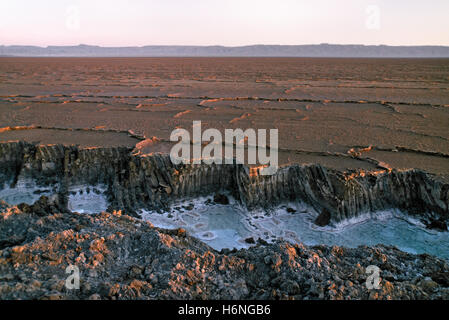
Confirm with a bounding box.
[1,181,448,260]
[141,197,449,260]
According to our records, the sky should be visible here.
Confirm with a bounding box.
[1,0,448,47]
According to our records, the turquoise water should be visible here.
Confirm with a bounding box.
[1,182,447,260]
[275,210,449,260]
[141,199,449,260]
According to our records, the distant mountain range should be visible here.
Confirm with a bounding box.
[1,44,449,57]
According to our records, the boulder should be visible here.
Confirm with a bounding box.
[315,208,331,227]
[213,193,229,205]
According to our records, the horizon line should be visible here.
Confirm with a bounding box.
[3,43,449,48]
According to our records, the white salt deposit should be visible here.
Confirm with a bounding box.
[140,197,449,260]
[67,185,108,214]
[140,197,254,250]
[0,179,53,205]
[0,180,447,260]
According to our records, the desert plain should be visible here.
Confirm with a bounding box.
[1,57,449,300]
[0,57,448,179]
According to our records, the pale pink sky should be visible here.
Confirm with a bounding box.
[1,0,448,46]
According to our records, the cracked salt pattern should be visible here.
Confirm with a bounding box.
[269,206,449,260]
[0,181,109,214]
[141,197,449,260]
[0,179,53,205]
[0,181,447,260]
[67,185,108,214]
[141,197,254,250]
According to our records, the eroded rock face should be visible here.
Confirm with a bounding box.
[1,201,448,300]
[0,141,448,226]
[239,165,449,226]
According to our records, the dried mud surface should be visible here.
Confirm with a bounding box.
[0,57,448,179]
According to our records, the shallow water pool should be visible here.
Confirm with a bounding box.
[141,199,449,260]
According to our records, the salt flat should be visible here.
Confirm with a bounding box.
[0,57,448,179]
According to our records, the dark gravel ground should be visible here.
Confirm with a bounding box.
[0,197,448,300]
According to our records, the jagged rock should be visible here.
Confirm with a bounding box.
[315,208,331,226]
[244,237,256,244]
[0,235,25,250]
[0,141,448,228]
[427,219,448,232]
[430,272,449,287]
[17,195,65,216]
[431,272,449,288]
[213,193,229,205]
[419,278,439,293]
[176,228,187,238]
[1,204,449,300]
[128,265,144,279]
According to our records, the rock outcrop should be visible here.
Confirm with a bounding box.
[1,201,448,300]
[0,141,448,226]
[314,208,332,227]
